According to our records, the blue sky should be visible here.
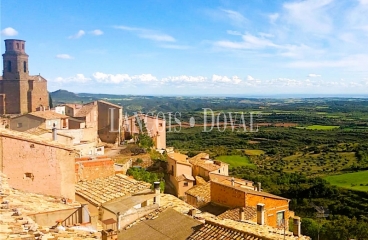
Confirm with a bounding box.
[1,0,368,95]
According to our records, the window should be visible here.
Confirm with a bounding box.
[23,61,27,73]
[22,44,24,50]
[277,211,285,227]
[24,172,34,181]
[218,169,220,173]
[159,123,163,127]
[16,43,19,49]
[171,165,174,176]
[17,123,22,128]
[184,182,189,187]
[7,61,11,72]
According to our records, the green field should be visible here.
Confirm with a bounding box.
[296,125,340,130]
[216,155,256,168]
[324,171,368,191]
[244,149,265,156]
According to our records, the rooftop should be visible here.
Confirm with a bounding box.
[102,192,157,214]
[167,152,191,166]
[212,180,289,201]
[25,126,74,139]
[185,182,211,206]
[29,110,69,120]
[218,207,257,222]
[75,174,151,206]
[0,173,98,239]
[175,174,195,182]
[97,100,122,109]
[74,103,96,118]
[189,153,225,172]
[0,128,75,151]
[120,207,202,240]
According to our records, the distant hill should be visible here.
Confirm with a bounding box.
[50,89,98,104]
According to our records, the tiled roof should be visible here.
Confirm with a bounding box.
[29,110,68,120]
[210,173,254,188]
[188,220,263,240]
[176,174,195,182]
[218,207,257,222]
[0,128,74,151]
[29,75,47,82]
[97,100,122,109]
[0,173,99,239]
[75,174,151,206]
[185,182,211,205]
[25,127,74,139]
[189,153,223,172]
[168,152,191,166]
[74,103,96,117]
[195,176,207,185]
[120,207,202,240]
[212,181,289,201]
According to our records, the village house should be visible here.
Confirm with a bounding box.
[124,113,166,150]
[189,153,229,181]
[0,128,76,200]
[210,178,291,229]
[75,174,160,232]
[9,111,69,132]
[167,151,195,198]
[0,173,99,239]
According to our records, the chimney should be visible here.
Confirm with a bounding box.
[293,217,301,236]
[239,207,245,221]
[231,177,235,186]
[189,209,197,217]
[153,182,160,206]
[257,182,261,192]
[52,124,57,141]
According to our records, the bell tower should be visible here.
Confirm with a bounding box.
[2,39,29,81]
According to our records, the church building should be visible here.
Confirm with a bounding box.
[0,39,49,115]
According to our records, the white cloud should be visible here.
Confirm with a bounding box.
[92,72,158,84]
[90,29,103,36]
[308,73,321,77]
[288,54,368,69]
[220,9,247,26]
[247,75,255,81]
[56,54,73,59]
[226,30,242,36]
[1,27,18,36]
[114,25,175,42]
[212,75,242,84]
[69,30,85,39]
[215,33,280,50]
[283,0,334,33]
[92,72,132,83]
[55,74,90,83]
[162,75,207,83]
[269,13,279,24]
[359,0,368,5]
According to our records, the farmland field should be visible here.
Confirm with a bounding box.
[296,125,340,130]
[244,149,265,156]
[324,171,368,191]
[216,155,256,168]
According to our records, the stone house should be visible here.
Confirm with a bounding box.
[189,153,229,181]
[167,152,195,198]
[211,179,291,229]
[124,113,166,149]
[10,111,69,132]
[0,128,76,200]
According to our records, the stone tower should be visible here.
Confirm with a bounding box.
[0,39,49,114]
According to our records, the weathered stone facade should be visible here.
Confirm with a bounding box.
[0,39,49,114]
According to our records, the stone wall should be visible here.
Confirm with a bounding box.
[1,135,75,200]
[75,159,115,181]
[211,181,246,208]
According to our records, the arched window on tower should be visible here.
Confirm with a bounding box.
[16,43,19,49]
[23,61,27,73]
[22,44,24,50]
[7,61,11,72]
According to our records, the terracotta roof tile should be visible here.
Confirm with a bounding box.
[176,174,195,182]
[75,174,151,206]
[74,103,96,117]
[185,182,211,206]
[29,110,68,120]
[0,128,74,151]
[218,207,257,222]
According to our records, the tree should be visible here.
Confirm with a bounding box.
[48,93,53,108]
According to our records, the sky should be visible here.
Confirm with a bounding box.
[1,0,368,96]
